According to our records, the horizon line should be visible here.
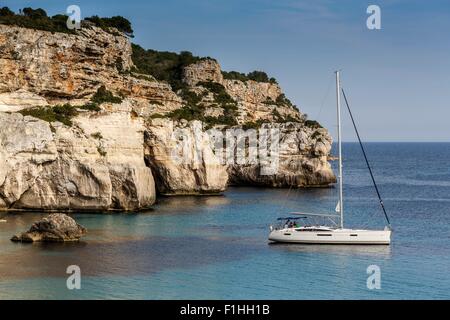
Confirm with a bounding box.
[338,141,450,143]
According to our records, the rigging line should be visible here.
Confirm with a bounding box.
[279,81,336,214]
[279,176,295,214]
[315,74,334,121]
[341,88,392,229]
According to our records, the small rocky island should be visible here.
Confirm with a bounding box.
[0,8,336,212]
[11,213,87,242]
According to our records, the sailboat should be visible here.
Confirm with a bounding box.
[268,71,392,245]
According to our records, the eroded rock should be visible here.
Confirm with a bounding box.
[0,24,181,111]
[0,102,156,211]
[145,118,228,195]
[11,213,87,242]
[227,123,336,187]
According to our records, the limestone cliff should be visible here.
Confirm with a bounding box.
[227,123,335,187]
[144,118,228,195]
[174,59,335,189]
[182,59,301,124]
[0,24,181,111]
[0,102,155,211]
[0,22,335,210]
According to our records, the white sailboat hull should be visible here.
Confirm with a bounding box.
[269,228,391,245]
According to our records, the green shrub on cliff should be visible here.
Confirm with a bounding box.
[179,88,204,107]
[197,81,238,126]
[197,81,237,108]
[0,7,14,17]
[85,15,133,37]
[275,93,294,107]
[304,120,323,128]
[222,70,277,84]
[79,102,101,112]
[91,132,103,140]
[168,105,203,122]
[22,7,47,19]
[271,108,283,122]
[97,146,107,157]
[91,86,123,105]
[19,104,78,126]
[17,87,116,126]
[247,71,277,84]
[166,104,237,128]
[131,44,211,91]
[284,114,301,123]
[221,71,249,82]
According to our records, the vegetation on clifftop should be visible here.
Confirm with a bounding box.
[304,120,323,129]
[222,70,277,84]
[84,15,133,36]
[0,7,75,34]
[0,7,133,36]
[131,44,213,91]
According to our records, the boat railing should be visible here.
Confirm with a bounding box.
[271,214,340,231]
[290,212,340,227]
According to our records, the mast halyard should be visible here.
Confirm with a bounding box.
[335,71,344,229]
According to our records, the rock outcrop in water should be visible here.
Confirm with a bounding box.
[11,213,87,242]
[0,19,335,211]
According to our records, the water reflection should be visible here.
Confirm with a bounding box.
[268,242,392,258]
[152,194,231,214]
[0,235,258,280]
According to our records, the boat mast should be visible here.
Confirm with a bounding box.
[336,71,344,229]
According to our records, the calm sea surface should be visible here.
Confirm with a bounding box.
[1,143,449,299]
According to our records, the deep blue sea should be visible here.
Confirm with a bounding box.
[1,143,450,299]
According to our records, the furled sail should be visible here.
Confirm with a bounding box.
[335,201,341,213]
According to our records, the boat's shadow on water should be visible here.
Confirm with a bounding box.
[267,242,392,258]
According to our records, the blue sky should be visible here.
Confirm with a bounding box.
[3,0,450,141]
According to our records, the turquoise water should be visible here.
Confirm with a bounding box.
[1,143,450,299]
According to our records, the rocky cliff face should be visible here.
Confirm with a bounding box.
[227,123,335,187]
[0,23,335,211]
[175,59,335,189]
[144,118,228,195]
[181,59,302,124]
[0,102,155,211]
[0,24,181,110]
